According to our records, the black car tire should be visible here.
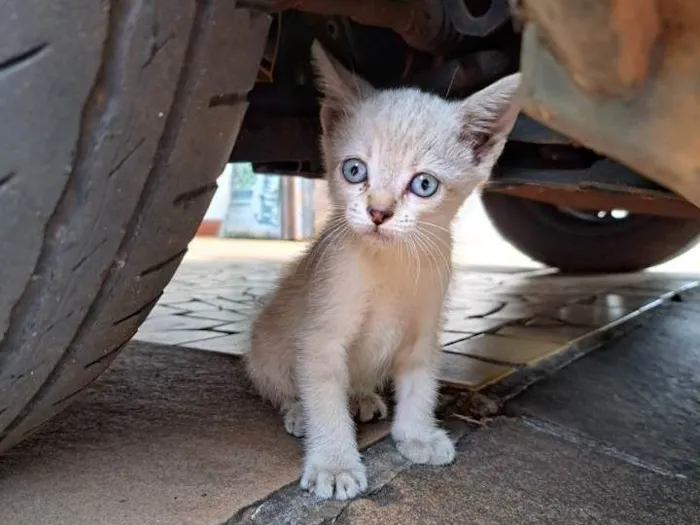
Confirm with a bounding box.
[0,0,270,453]
[482,192,700,273]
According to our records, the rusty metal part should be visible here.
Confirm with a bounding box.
[485,158,700,220]
[493,159,668,190]
[231,114,321,169]
[482,181,700,220]
[509,114,573,145]
[519,0,700,209]
[442,0,510,37]
[520,0,660,96]
[272,0,452,53]
[257,16,282,82]
[401,50,510,96]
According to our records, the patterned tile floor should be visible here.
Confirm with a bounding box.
[136,239,699,392]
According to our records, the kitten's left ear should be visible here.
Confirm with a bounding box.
[310,41,375,134]
[458,73,522,166]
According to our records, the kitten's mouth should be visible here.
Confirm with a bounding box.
[365,225,395,241]
[350,222,398,243]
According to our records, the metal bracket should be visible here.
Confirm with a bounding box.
[442,0,510,37]
[484,160,700,220]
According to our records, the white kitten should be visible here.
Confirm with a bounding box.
[245,42,520,501]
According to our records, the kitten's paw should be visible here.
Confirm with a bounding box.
[395,429,456,465]
[300,457,367,500]
[351,392,388,423]
[282,402,305,438]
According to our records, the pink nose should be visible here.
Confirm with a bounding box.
[367,206,394,225]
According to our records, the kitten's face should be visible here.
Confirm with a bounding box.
[312,42,520,246]
[325,90,479,243]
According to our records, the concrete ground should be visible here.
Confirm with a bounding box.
[321,291,700,525]
[135,249,700,392]
[1,208,699,524]
[2,284,698,525]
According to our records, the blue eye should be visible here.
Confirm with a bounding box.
[409,173,440,198]
[341,158,368,184]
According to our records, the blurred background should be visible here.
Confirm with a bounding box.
[197,163,700,272]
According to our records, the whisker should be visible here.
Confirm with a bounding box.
[419,227,451,251]
[423,235,451,295]
[419,229,451,272]
[445,63,459,99]
[308,219,347,276]
[407,234,421,295]
[417,220,452,234]
[412,231,450,296]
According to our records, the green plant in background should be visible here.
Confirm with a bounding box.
[231,162,256,190]
[255,176,281,228]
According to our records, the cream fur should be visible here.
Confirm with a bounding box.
[245,42,521,501]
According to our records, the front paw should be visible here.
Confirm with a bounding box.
[395,429,456,465]
[300,455,367,500]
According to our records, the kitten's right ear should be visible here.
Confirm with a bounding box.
[458,73,522,167]
[311,41,374,133]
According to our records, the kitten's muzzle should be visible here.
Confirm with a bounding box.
[367,206,394,225]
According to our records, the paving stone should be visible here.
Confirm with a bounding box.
[443,317,513,334]
[158,295,209,306]
[523,316,568,327]
[496,324,591,344]
[148,304,188,318]
[444,333,563,366]
[211,321,251,334]
[333,419,700,525]
[544,304,633,327]
[4,239,698,525]
[134,329,225,347]
[627,277,697,293]
[439,331,476,347]
[183,333,250,355]
[519,293,594,305]
[164,299,230,313]
[438,352,515,390]
[443,298,506,318]
[608,286,675,299]
[138,315,225,332]
[482,303,540,321]
[242,286,273,297]
[508,297,700,476]
[188,310,250,323]
[588,293,659,311]
[210,298,259,314]
[137,244,698,392]
[0,342,393,525]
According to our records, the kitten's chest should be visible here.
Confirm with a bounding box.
[349,276,443,382]
[364,255,447,313]
[339,244,449,344]
[359,262,446,343]
[350,295,407,381]
[343,247,448,382]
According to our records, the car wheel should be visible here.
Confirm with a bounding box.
[481,192,700,273]
[0,0,270,453]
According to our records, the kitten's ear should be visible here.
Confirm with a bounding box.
[458,73,522,166]
[310,40,375,133]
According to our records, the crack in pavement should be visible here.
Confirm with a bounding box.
[225,421,473,525]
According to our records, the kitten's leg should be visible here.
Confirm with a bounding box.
[350,391,388,423]
[297,335,367,500]
[391,337,455,465]
[281,399,305,438]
